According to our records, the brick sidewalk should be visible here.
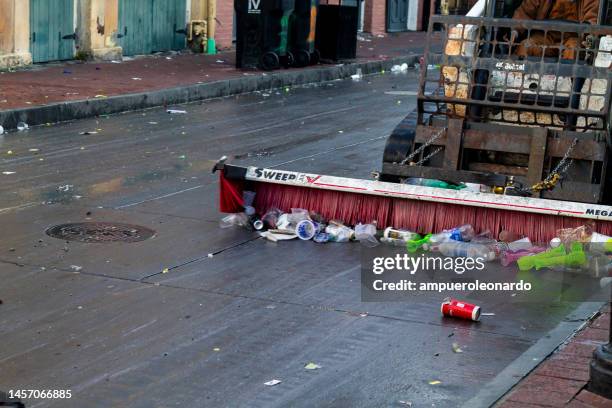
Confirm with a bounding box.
[498,307,612,408]
[0,31,431,111]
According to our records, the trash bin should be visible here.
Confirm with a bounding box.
[235,0,295,70]
[315,4,358,61]
[290,0,320,67]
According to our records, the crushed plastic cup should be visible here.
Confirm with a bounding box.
[355,223,379,247]
[219,213,249,229]
[17,122,29,131]
[276,214,292,230]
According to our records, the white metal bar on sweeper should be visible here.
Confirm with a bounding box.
[245,166,612,221]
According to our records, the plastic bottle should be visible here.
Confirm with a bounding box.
[403,178,466,190]
[507,237,533,252]
[431,224,475,243]
[381,227,419,246]
[438,242,496,261]
[590,232,612,253]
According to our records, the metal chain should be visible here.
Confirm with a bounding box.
[520,138,578,194]
[413,147,443,166]
[400,127,445,165]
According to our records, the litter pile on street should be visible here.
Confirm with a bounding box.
[221,190,612,273]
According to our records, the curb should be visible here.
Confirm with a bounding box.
[0,55,419,131]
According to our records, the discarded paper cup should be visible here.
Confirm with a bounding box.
[441,297,480,321]
[296,220,316,240]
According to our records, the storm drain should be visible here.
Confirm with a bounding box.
[46,222,156,243]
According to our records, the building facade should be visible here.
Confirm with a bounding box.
[0,0,432,69]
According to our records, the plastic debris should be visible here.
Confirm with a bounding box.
[429,380,441,385]
[351,68,363,81]
[325,222,354,243]
[391,63,408,73]
[313,232,330,243]
[381,228,419,246]
[213,347,221,352]
[162,267,169,274]
[304,362,321,370]
[260,230,298,242]
[2,171,16,175]
[0,125,4,135]
[451,342,463,353]
[481,312,496,316]
[132,77,142,80]
[58,185,74,192]
[296,220,317,240]
[17,122,29,131]
[70,265,83,272]
[384,90,418,96]
[28,148,40,153]
[6,150,13,155]
[264,379,282,386]
[354,223,379,247]
[441,298,481,321]
[79,131,98,135]
[261,208,282,229]
[94,95,107,98]
[220,213,249,229]
[398,401,412,406]
[167,109,187,114]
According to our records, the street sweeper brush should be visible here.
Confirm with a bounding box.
[215,162,612,243]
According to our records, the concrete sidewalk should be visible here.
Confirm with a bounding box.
[0,32,433,130]
[497,305,612,408]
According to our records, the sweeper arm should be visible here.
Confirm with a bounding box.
[216,159,612,242]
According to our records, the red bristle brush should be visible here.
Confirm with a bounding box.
[216,163,612,243]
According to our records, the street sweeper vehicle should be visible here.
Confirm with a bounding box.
[215,0,612,243]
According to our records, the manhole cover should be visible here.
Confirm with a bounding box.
[46,222,156,243]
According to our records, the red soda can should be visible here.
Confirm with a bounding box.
[441,297,481,321]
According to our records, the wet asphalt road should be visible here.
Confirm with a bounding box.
[0,72,600,408]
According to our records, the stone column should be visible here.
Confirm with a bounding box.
[0,0,32,68]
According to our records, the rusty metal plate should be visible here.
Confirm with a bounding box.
[46,222,156,243]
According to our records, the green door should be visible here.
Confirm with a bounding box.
[152,0,186,52]
[30,0,75,63]
[119,0,186,56]
[118,0,153,56]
